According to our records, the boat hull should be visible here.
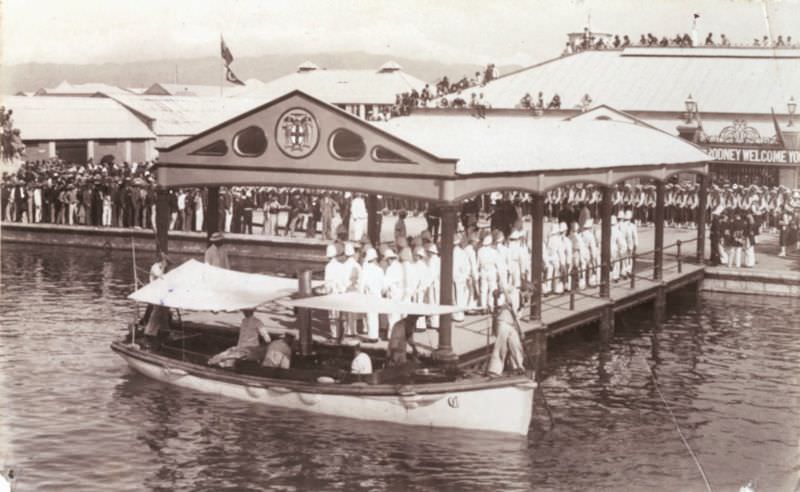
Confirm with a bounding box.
[112,342,535,436]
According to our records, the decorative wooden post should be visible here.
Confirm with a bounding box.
[696,174,708,263]
[654,181,665,281]
[206,186,220,241]
[156,188,170,254]
[600,186,612,298]
[367,193,380,246]
[434,204,458,363]
[530,194,545,321]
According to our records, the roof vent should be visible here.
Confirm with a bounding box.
[378,61,402,72]
[297,61,321,72]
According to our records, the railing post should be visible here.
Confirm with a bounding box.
[630,248,636,289]
[569,266,578,310]
[677,240,683,273]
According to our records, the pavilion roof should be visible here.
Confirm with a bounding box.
[374,113,709,175]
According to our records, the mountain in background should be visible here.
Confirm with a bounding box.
[1,51,525,94]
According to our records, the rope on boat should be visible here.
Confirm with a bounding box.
[639,352,713,492]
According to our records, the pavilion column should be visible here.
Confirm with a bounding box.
[696,174,708,263]
[434,204,458,363]
[156,188,170,254]
[530,194,545,321]
[654,181,665,281]
[367,193,380,246]
[206,186,220,241]
[599,186,612,298]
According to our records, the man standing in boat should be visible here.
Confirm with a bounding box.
[204,232,230,269]
[488,287,525,376]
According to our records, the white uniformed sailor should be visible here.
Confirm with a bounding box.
[359,247,384,342]
[477,234,499,312]
[452,234,471,321]
[382,248,404,336]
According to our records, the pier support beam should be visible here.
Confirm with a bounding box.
[696,174,708,263]
[367,194,380,246]
[529,326,548,374]
[654,181,665,281]
[599,306,615,344]
[530,194,545,321]
[155,188,170,254]
[434,204,458,363]
[206,186,220,241]
[600,186,612,298]
[297,269,313,356]
[654,285,666,325]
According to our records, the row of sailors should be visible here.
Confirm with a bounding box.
[323,210,639,338]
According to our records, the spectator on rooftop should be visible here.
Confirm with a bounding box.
[776,35,785,47]
[613,35,621,48]
[519,93,533,109]
[721,34,731,46]
[639,34,647,46]
[762,35,769,46]
[659,36,669,47]
[547,94,561,110]
[622,35,631,47]
[705,33,715,46]
[753,38,761,47]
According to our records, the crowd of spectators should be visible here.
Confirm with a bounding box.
[391,63,500,116]
[1,107,25,161]
[565,28,798,54]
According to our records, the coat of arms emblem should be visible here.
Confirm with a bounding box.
[276,108,319,158]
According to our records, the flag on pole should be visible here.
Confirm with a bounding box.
[770,107,785,147]
[221,36,234,67]
[220,35,245,86]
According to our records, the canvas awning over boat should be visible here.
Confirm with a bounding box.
[128,259,300,311]
[283,292,465,316]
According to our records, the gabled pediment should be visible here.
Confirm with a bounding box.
[156,90,457,199]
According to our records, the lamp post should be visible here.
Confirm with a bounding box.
[684,94,698,124]
[788,96,796,127]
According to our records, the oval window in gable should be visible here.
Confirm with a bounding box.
[233,126,268,157]
[329,129,366,160]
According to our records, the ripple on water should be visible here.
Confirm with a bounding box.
[2,244,800,491]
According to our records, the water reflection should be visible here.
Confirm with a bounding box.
[2,243,800,491]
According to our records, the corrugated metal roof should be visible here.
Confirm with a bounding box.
[143,82,256,98]
[239,68,427,105]
[2,95,155,140]
[108,94,262,142]
[374,113,708,175]
[38,81,135,96]
[460,47,800,115]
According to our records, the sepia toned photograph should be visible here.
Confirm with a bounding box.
[1,0,799,490]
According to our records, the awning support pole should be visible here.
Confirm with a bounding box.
[654,181,665,281]
[530,194,544,321]
[600,186,612,298]
[434,204,458,363]
[156,188,170,255]
[696,174,708,263]
[367,194,380,246]
[206,186,220,242]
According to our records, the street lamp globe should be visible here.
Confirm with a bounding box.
[684,94,697,123]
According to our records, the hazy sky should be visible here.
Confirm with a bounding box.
[2,0,799,66]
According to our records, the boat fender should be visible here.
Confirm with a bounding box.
[397,386,421,409]
[162,367,188,378]
[298,392,320,406]
[447,395,459,408]
[268,386,292,394]
[244,384,267,398]
[317,376,336,384]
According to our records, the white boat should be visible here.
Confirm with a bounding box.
[112,260,536,436]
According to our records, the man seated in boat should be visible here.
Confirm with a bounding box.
[262,333,294,369]
[207,308,271,368]
[488,287,525,376]
[204,232,230,269]
[386,315,420,367]
[350,342,373,375]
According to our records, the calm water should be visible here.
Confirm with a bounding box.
[1,243,799,491]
